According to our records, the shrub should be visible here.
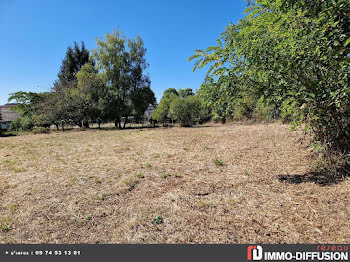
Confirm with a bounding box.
[9,116,34,132]
[169,96,202,126]
[190,0,350,177]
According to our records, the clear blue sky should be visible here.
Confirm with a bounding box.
[0,0,246,105]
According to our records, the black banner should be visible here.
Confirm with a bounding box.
[0,244,348,262]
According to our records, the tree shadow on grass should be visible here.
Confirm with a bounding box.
[278,170,346,186]
[0,132,17,137]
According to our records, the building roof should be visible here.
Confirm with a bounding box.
[0,104,20,122]
[144,103,156,119]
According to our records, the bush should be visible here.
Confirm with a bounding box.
[169,96,202,126]
[254,98,281,123]
[9,117,34,132]
[191,0,350,177]
[212,114,224,123]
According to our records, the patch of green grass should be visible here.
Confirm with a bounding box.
[85,214,93,221]
[1,225,10,232]
[56,157,66,163]
[160,173,171,179]
[1,159,15,167]
[0,217,12,232]
[160,172,181,179]
[244,170,249,176]
[10,205,17,212]
[123,179,140,187]
[95,178,102,184]
[153,154,161,159]
[145,163,152,168]
[13,167,26,173]
[213,159,224,167]
[96,193,110,201]
[183,147,189,151]
[152,215,163,225]
[134,173,145,179]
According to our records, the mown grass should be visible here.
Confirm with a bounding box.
[0,122,349,243]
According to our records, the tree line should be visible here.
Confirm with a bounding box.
[9,30,156,131]
[189,0,350,175]
[151,88,210,127]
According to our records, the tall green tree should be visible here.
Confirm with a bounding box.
[191,0,350,174]
[178,88,194,98]
[8,91,44,130]
[152,88,179,123]
[92,30,151,128]
[8,91,42,118]
[75,63,106,127]
[56,41,90,88]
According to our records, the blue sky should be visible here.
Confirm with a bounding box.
[0,0,246,105]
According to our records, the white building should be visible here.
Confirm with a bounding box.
[0,104,20,130]
[143,104,156,122]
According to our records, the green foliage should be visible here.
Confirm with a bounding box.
[152,88,208,126]
[134,172,145,178]
[123,178,139,187]
[160,173,171,179]
[96,193,109,201]
[9,30,156,131]
[191,0,350,175]
[8,92,41,118]
[8,118,21,131]
[213,159,224,167]
[152,215,163,225]
[85,214,93,221]
[57,41,90,86]
[152,90,179,123]
[9,116,34,131]
[178,88,194,98]
[1,225,10,232]
[169,95,202,126]
[163,88,178,98]
[92,30,152,128]
[75,63,106,125]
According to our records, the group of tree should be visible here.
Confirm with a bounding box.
[151,88,210,126]
[190,0,350,174]
[9,30,156,131]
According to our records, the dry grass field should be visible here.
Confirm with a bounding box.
[0,123,349,243]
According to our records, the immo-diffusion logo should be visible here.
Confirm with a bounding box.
[247,245,263,261]
[247,245,349,261]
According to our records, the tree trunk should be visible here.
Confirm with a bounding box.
[123,116,128,129]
